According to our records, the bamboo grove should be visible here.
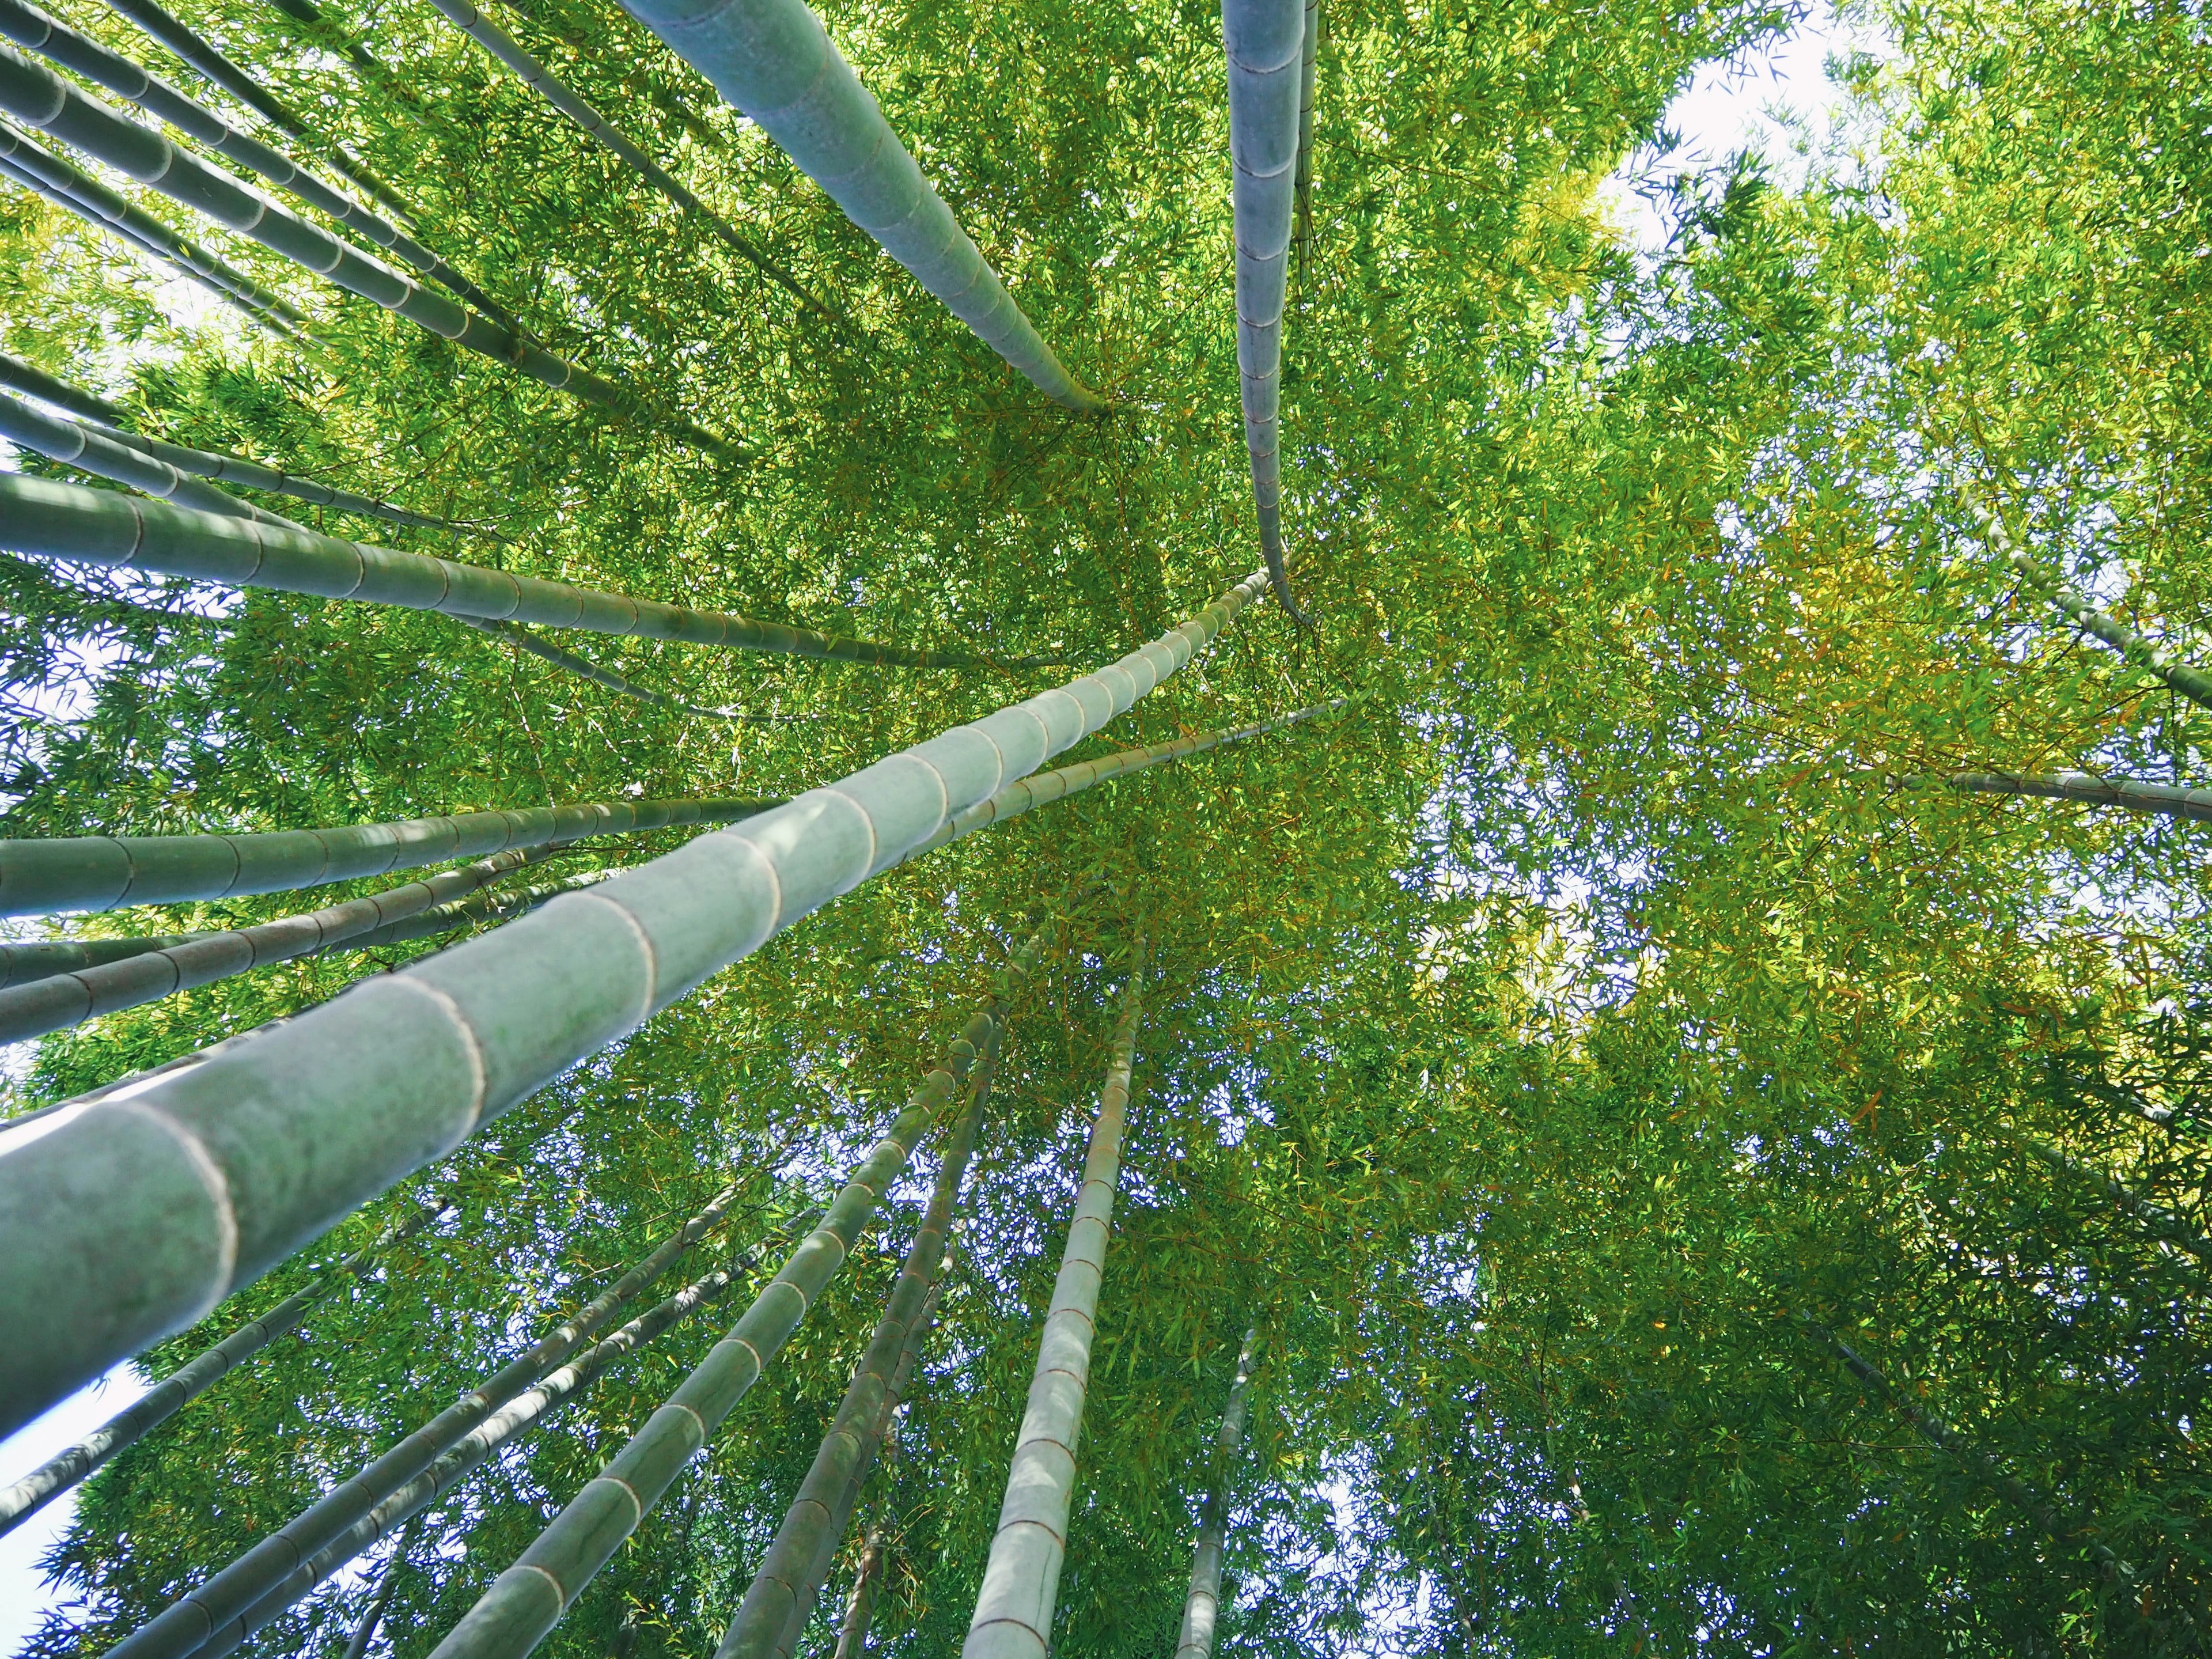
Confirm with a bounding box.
[0,0,2206,1645]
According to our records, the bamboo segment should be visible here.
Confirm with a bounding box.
[419,0,838,324]
[962,942,1146,1659]
[423,1012,998,1659]
[109,1184,758,1659]
[0,842,571,1043]
[0,43,739,458]
[0,790,769,917]
[0,348,128,424]
[0,1200,446,1538]
[1290,0,1316,264]
[0,565,1266,1437]
[0,0,514,329]
[1921,769,2212,824]
[0,119,305,332]
[620,0,1104,411]
[1220,0,1308,620]
[0,389,307,529]
[0,475,1019,669]
[1172,1328,1259,1659]
[96,0,420,228]
[0,930,209,987]
[724,934,1041,1659]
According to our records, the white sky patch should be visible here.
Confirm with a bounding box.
[0,1364,153,1653]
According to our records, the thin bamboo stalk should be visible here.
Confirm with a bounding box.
[0,347,128,424]
[0,0,514,329]
[109,1183,762,1659]
[0,564,1266,1436]
[831,1525,885,1659]
[0,474,1033,669]
[419,0,839,325]
[1221,0,1307,621]
[2015,1137,2212,1267]
[339,1519,419,1659]
[962,940,1146,1659]
[96,0,420,228]
[459,617,826,719]
[620,0,1103,410]
[422,1001,1004,1659]
[0,842,577,1043]
[1,389,307,529]
[1290,0,1316,266]
[0,43,739,457]
[1918,768,2212,824]
[0,790,769,917]
[331,867,611,954]
[0,1199,447,1537]
[0,119,305,332]
[725,934,1041,1659]
[1172,1327,1258,1659]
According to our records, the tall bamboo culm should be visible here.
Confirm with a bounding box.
[1290,0,1317,263]
[0,388,306,529]
[0,347,128,422]
[0,563,1266,1436]
[620,0,1103,410]
[1221,0,1308,620]
[961,934,1147,1659]
[1173,1327,1259,1659]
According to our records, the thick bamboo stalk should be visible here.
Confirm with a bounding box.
[422,1010,1000,1659]
[1173,1327,1258,1659]
[1919,769,2212,825]
[0,347,128,424]
[0,119,305,332]
[0,43,739,457]
[419,0,838,325]
[0,0,514,329]
[0,789,768,916]
[96,0,420,228]
[0,1200,446,1537]
[460,617,823,719]
[963,941,1147,1659]
[620,0,1103,411]
[0,474,1027,669]
[0,564,1266,1435]
[1,389,306,529]
[1221,0,1307,622]
[1290,0,1316,266]
[0,841,574,1043]
[109,1183,758,1659]
[724,935,1041,1659]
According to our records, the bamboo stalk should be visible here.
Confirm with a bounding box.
[0,1200,448,1537]
[1,389,307,529]
[339,1519,419,1659]
[1221,0,1308,621]
[0,790,771,916]
[620,0,1103,410]
[1290,0,1317,267]
[962,937,1147,1659]
[459,617,832,719]
[831,1524,885,1659]
[0,565,1267,1436]
[0,43,739,457]
[330,867,611,954]
[109,1183,763,1659]
[0,0,514,329]
[1173,1327,1258,1659]
[1915,769,2212,824]
[0,347,129,423]
[0,474,1032,669]
[421,1001,1003,1659]
[2014,1137,2212,1267]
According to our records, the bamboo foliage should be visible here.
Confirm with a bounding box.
[0,476,1016,668]
[1220,0,1308,621]
[0,1199,447,1537]
[1172,1328,1259,1659]
[962,936,1146,1659]
[0,0,516,329]
[620,0,1104,410]
[0,42,740,457]
[0,789,766,916]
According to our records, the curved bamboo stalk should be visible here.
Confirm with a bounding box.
[419,0,839,326]
[0,841,581,1043]
[0,563,1266,1437]
[962,937,1146,1659]
[459,617,825,720]
[0,790,769,916]
[110,1183,762,1659]
[0,0,515,329]
[0,347,128,425]
[422,1003,1005,1659]
[0,44,740,458]
[1290,0,1316,266]
[0,1199,447,1537]
[96,0,421,228]
[0,119,305,332]
[1172,1327,1258,1659]
[620,0,1103,411]
[1914,769,2212,824]
[0,387,306,529]
[724,934,1041,1659]
[0,474,1033,669]
[1221,0,1308,621]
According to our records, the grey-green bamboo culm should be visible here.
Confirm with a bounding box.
[1173,1327,1260,1659]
